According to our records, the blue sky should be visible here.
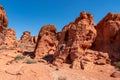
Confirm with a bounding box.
[1,0,120,39]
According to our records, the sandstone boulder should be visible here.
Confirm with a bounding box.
[34,25,58,59]
[93,13,120,61]
[3,28,18,46]
[19,31,38,45]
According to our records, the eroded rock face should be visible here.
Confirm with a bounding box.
[34,25,58,59]
[19,31,38,45]
[0,5,8,32]
[93,13,120,61]
[53,12,97,68]
[79,49,110,70]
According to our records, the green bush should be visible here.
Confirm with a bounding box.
[116,62,120,68]
[14,55,24,61]
[23,59,37,64]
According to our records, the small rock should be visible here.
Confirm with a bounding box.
[111,71,120,78]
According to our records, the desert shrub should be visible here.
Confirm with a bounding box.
[23,59,37,64]
[116,61,120,68]
[14,55,24,61]
[58,76,67,80]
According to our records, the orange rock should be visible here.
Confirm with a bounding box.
[19,31,38,45]
[0,6,18,47]
[3,28,18,46]
[34,25,58,59]
[93,12,120,61]
[0,5,8,32]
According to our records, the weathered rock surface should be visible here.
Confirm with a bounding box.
[53,12,98,69]
[3,28,18,46]
[34,25,58,59]
[93,13,120,61]
[19,31,38,45]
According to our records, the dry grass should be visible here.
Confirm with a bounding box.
[23,59,37,64]
[14,55,24,61]
[58,76,67,80]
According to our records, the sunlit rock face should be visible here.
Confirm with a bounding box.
[93,13,120,61]
[34,25,58,59]
[52,12,103,69]
[3,28,18,46]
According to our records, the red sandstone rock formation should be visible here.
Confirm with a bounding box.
[93,13,120,61]
[34,25,58,59]
[53,12,99,69]
[0,5,8,32]
[33,12,112,70]
[0,5,8,44]
[0,5,18,47]
[19,31,38,45]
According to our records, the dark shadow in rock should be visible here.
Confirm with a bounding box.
[23,51,35,59]
[42,54,53,63]
[66,54,72,64]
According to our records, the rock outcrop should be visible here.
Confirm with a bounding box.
[33,12,116,70]
[34,25,58,59]
[19,31,38,45]
[3,28,18,46]
[0,5,18,47]
[0,5,8,32]
[93,13,120,61]
[53,12,99,69]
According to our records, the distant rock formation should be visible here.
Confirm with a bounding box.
[93,13,120,61]
[3,28,18,46]
[34,25,58,59]
[19,31,38,45]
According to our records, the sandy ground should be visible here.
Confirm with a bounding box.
[0,49,119,80]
